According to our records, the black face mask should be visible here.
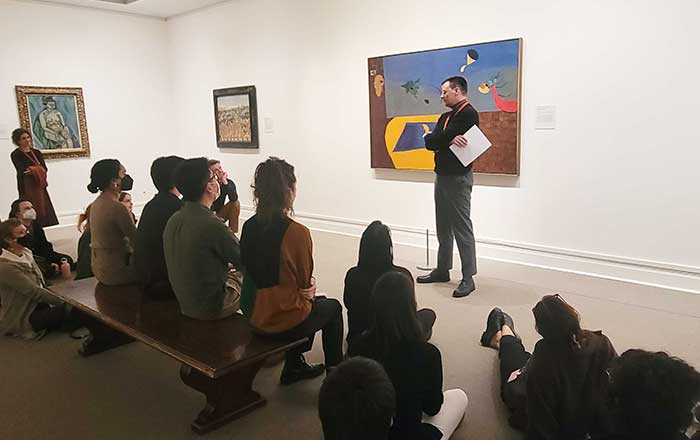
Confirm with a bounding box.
[120,174,134,191]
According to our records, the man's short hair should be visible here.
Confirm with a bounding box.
[443,76,468,95]
[318,357,395,440]
[174,157,211,202]
[609,349,700,439]
[151,156,185,193]
[207,159,221,167]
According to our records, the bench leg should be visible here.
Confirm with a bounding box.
[180,360,266,434]
[79,318,134,357]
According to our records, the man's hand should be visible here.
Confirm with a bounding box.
[451,135,469,148]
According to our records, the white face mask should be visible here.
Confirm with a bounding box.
[22,208,37,221]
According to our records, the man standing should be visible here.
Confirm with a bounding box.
[208,159,240,233]
[417,76,479,298]
[164,158,242,319]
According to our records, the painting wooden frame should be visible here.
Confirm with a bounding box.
[368,38,522,175]
[213,85,259,149]
[15,85,91,159]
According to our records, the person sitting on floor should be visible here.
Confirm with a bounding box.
[240,157,344,385]
[87,159,138,286]
[344,220,436,344]
[0,219,67,339]
[133,155,184,299]
[164,157,242,319]
[9,199,73,279]
[118,191,137,224]
[208,159,240,233]
[480,295,618,440]
[319,356,396,440]
[598,349,700,440]
[74,205,93,281]
[348,271,468,440]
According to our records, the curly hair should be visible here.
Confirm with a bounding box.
[251,157,296,223]
[319,357,395,440]
[608,349,700,439]
[11,128,31,146]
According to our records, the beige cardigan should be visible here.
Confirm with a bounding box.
[89,192,137,285]
[0,248,61,339]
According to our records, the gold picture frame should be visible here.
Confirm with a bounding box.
[15,85,91,159]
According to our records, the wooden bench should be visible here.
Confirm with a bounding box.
[48,277,307,434]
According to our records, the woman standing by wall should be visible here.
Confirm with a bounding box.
[9,128,58,227]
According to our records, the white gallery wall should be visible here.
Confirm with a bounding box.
[0,0,175,223]
[166,0,700,292]
[0,0,698,292]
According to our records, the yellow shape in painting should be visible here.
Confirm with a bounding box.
[478,83,490,94]
[385,115,441,170]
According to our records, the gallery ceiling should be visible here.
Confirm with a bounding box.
[30,0,230,19]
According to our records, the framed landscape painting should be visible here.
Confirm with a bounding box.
[368,38,522,175]
[213,86,259,148]
[15,85,91,159]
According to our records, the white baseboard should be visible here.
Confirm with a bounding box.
[46,204,699,295]
[240,206,700,295]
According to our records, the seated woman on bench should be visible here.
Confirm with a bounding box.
[0,218,67,339]
[240,157,343,385]
[87,159,138,286]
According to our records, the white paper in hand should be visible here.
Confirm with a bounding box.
[449,125,492,167]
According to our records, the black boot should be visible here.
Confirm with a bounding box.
[280,355,325,386]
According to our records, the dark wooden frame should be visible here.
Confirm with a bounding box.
[213,85,259,148]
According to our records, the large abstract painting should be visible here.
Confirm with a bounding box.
[15,85,90,159]
[368,38,522,174]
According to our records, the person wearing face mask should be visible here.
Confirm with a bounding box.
[8,199,74,279]
[0,218,67,339]
[87,159,137,286]
[133,156,185,299]
[163,157,242,320]
[9,128,58,227]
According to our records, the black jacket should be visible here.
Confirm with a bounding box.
[424,102,479,175]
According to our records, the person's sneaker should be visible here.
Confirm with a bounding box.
[416,270,450,284]
[480,308,505,347]
[280,357,325,386]
[452,278,475,297]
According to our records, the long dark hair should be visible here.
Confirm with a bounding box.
[8,199,30,220]
[533,294,585,350]
[369,271,424,359]
[252,157,296,224]
[358,221,393,272]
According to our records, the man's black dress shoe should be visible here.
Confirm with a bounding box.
[280,357,325,385]
[416,270,450,284]
[452,278,475,298]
